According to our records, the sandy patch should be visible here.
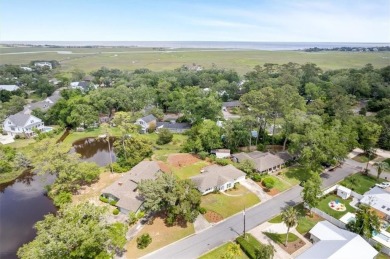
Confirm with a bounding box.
[167,153,201,168]
[157,161,172,173]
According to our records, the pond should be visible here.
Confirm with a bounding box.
[72,137,116,167]
[0,170,57,259]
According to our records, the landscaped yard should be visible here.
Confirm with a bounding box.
[125,216,194,259]
[199,242,249,259]
[268,175,291,192]
[278,166,313,186]
[264,232,299,243]
[173,161,209,179]
[317,194,356,219]
[201,185,260,220]
[352,153,374,163]
[339,173,383,194]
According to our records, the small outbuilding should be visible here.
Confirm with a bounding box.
[211,149,231,159]
[337,185,352,200]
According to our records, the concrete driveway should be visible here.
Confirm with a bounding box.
[0,134,14,145]
[240,178,272,202]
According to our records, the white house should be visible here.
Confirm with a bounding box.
[190,164,246,195]
[337,185,352,200]
[360,186,390,221]
[34,61,52,69]
[211,149,231,159]
[135,114,157,133]
[0,85,19,91]
[297,221,378,259]
[3,112,45,138]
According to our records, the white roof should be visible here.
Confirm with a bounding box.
[337,185,352,194]
[0,85,19,91]
[297,221,378,259]
[360,186,390,216]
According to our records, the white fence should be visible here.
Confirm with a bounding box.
[322,184,363,200]
[311,208,347,229]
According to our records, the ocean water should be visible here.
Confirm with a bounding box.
[1,41,389,50]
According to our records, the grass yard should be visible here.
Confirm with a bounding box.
[352,153,375,163]
[62,127,122,145]
[6,138,36,149]
[173,161,209,180]
[150,134,188,162]
[317,194,356,219]
[264,232,299,243]
[268,175,291,192]
[201,185,260,220]
[125,216,194,259]
[339,173,383,194]
[279,166,313,186]
[199,242,249,259]
[376,253,390,259]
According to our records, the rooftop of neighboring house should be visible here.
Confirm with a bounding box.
[190,164,245,192]
[0,85,19,91]
[101,161,161,212]
[222,100,242,108]
[6,112,42,127]
[156,121,191,130]
[297,221,378,259]
[233,151,286,172]
[360,186,390,216]
[139,114,157,123]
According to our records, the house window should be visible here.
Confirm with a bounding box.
[30,120,34,123]
[8,121,11,124]
[227,183,232,188]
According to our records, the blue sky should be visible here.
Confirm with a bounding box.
[1,0,389,42]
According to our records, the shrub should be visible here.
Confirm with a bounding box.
[14,135,21,139]
[52,191,72,207]
[236,236,257,259]
[112,162,127,173]
[156,128,173,145]
[109,200,117,206]
[215,158,230,166]
[99,196,109,203]
[198,151,209,160]
[262,177,275,190]
[128,211,145,225]
[198,207,207,214]
[147,122,156,133]
[137,234,152,249]
[251,173,263,182]
[113,208,120,215]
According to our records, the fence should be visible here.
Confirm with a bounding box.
[311,208,347,229]
[322,184,363,200]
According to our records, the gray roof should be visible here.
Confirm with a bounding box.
[190,164,245,192]
[101,161,161,212]
[360,186,390,216]
[156,122,191,130]
[276,151,293,162]
[26,101,52,111]
[0,85,19,91]
[7,112,41,127]
[222,101,241,108]
[46,91,61,104]
[140,114,157,123]
[233,151,285,172]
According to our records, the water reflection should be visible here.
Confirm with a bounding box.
[72,137,116,167]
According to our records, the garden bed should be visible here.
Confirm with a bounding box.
[263,232,305,254]
[204,210,224,223]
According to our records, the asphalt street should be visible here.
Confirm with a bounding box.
[143,162,357,259]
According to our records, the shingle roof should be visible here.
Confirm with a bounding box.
[222,101,241,108]
[156,122,191,130]
[0,85,19,91]
[297,221,378,259]
[233,151,285,172]
[360,186,390,216]
[101,161,161,212]
[276,151,293,162]
[7,112,41,127]
[141,114,157,123]
[46,91,61,104]
[190,164,245,192]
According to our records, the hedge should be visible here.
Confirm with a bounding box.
[236,236,257,259]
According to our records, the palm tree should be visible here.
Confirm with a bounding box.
[374,161,389,179]
[281,206,298,247]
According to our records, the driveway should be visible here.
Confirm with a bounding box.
[142,164,353,259]
[0,134,14,145]
[240,178,272,202]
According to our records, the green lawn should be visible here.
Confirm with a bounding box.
[386,226,390,233]
[150,134,188,162]
[173,161,209,180]
[279,166,312,186]
[199,242,249,259]
[317,194,356,219]
[62,127,122,145]
[201,185,260,219]
[6,138,36,149]
[352,154,373,163]
[264,232,299,243]
[339,173,383,194]
[267,175,291,192]
[376,253,389,259]
[269,214,283,223]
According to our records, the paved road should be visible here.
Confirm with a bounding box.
[344,158,390,180]
[143,163,356,259]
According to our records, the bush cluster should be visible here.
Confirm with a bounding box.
[137,233,152,249]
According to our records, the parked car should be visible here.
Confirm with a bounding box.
[375,182,390,189]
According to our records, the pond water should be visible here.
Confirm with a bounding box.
[72,137,116,166]
[0,171,57,259]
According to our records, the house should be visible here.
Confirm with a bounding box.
[70,81,96,92]
[156,121,191,133]
[0,85,19,91]
[24,91,61,114]
[34,61,52,69]
[3,112,45,138]
[190,164,246,195]
[211,149,231,159]
[360,186,390,220]
[222,101,242,109]
[337,185,352,200]
[101,161,162,214]
[297,221,378,259]
[232,151,286,174]
[135,114,157,133]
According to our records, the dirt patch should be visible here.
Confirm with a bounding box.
[266,145,284,152]
[158,161,171,173]
[279,238,306,254]
[257,182,280,196]
[204,210,224,223]
[167,153,201,168]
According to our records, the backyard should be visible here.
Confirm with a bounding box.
[172,161,209,180]
[339,173,383,194]
[125,216,194,258]
[201,185,260,221]
[316,194,356,219]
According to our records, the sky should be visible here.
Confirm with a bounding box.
[0,0,389,42]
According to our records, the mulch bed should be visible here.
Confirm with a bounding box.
[257,182,280,196]
[204,210,224,223]
[280,238,306,254]
[157,161,171,173]
[167,153,201,168]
